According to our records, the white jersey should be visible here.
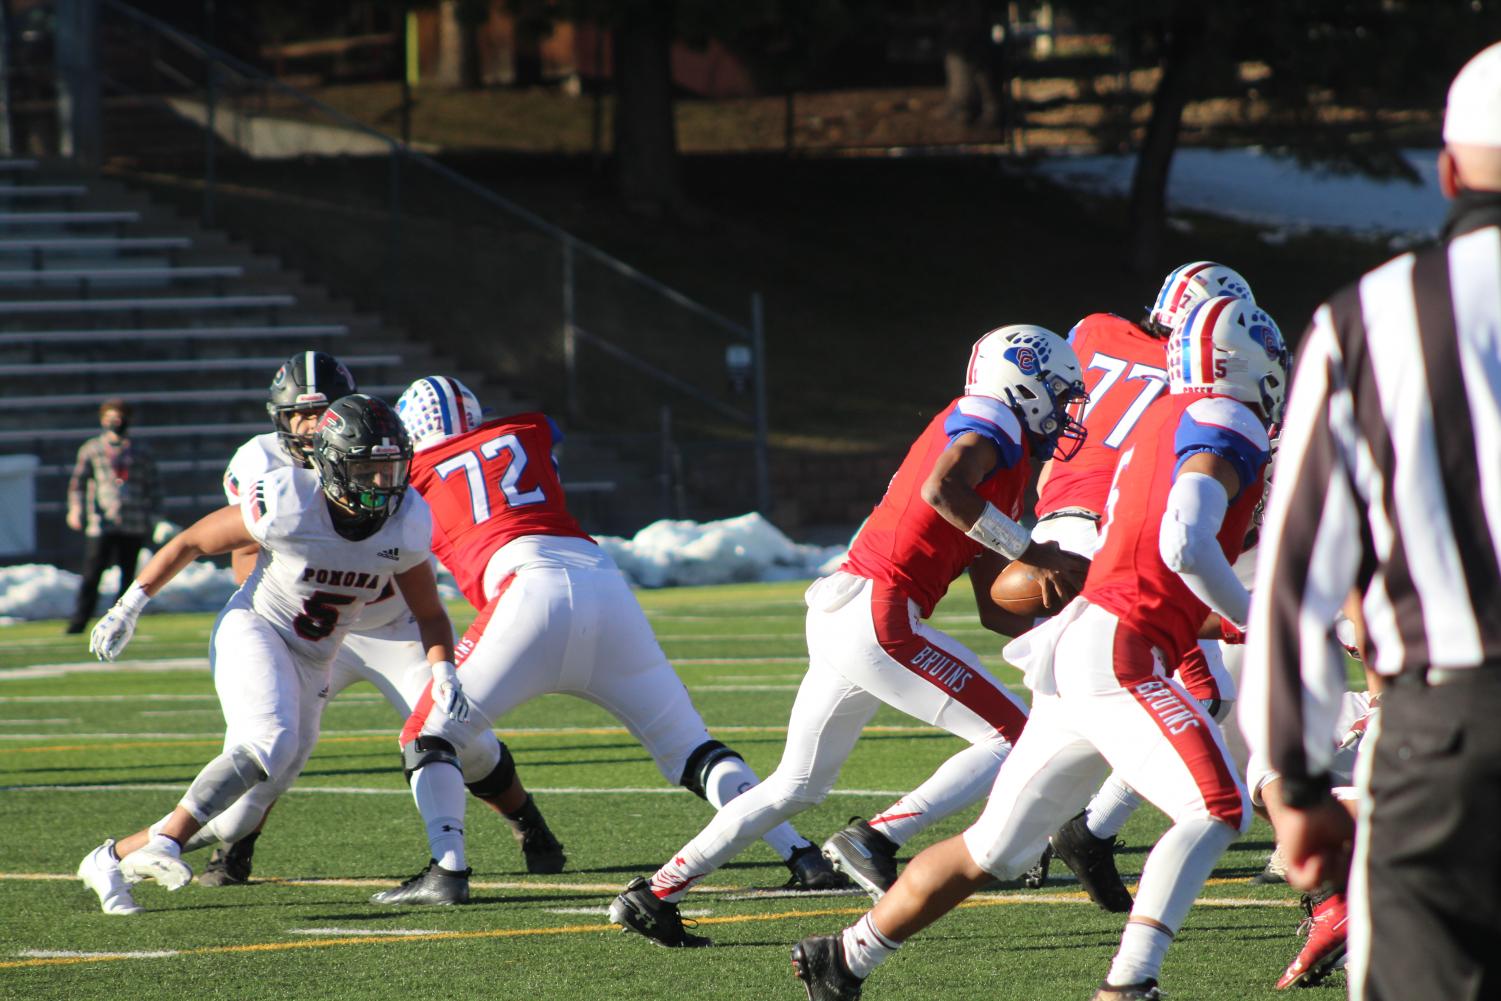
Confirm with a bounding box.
[238,466,432,665]
[226,432,411,631]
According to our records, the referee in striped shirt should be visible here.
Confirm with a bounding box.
[1240,42,1501,1001]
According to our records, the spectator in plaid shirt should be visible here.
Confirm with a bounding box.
[65,399,164,635]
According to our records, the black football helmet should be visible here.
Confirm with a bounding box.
[311,394,413,537]
[267,351,358,465]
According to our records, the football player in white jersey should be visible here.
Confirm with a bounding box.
[197,353,564,887]
[76,395,457,914]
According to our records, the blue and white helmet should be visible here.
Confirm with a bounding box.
[396,376,484,453]
[1147,261,1254,335]
[1168,295,1289,425]
[965,324,1088,460]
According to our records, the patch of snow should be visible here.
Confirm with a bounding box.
[0,516,848,622]
[1033,147,1446,240]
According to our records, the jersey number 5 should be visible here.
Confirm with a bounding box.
[1083,353,1168,449]
[294,590,357,641]
[434,433,546,525]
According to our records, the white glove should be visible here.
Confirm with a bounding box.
[89,582,151,662]
[430,661,470,723]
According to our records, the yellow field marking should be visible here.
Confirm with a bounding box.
[0,879,1297,971]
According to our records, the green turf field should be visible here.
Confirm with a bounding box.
[0,581,1337,1001]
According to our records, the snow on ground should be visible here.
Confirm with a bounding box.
[1032,147,1447,244]
[0,514,847,623]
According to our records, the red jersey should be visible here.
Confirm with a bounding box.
[843,395,1031,618]
[1036,313,1169,517]
[1083,392,1269,669]
[408,413,593,609]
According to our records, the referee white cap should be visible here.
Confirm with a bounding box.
[1445,41,1501,148]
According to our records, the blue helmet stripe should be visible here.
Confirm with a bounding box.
[422,376,452,435]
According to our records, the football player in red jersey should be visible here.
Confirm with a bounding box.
[1024,262,1258,909]
[791,298,1288,1001]
[368,377,841,907]
[613,325,1091,948]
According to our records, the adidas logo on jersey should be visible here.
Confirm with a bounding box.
[376,547,401,561]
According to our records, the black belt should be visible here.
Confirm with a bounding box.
[1391,667,1501,688]
[1036,508,1101,525]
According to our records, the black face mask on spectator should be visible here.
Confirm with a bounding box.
[102,415,128,437]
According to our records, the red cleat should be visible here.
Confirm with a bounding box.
[1277,893,1348,989]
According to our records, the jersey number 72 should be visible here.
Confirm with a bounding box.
[434,433,547,525]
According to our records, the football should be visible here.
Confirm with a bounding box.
[990,560,1051,617]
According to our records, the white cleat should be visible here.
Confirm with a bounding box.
[119,842,192,891]
[78,841,145,915]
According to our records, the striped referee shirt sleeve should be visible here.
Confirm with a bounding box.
[1239,308,1362,791]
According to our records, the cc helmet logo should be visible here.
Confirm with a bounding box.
[272,366,288,387]
[1005,345,1040,376]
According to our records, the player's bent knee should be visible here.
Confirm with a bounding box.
[678,739,745,800]
[401,735,461,781]
[180,744,269,822]
[465,742,517,798]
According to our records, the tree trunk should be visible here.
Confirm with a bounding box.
[1127,14,1206,277]
[612,0,681,215]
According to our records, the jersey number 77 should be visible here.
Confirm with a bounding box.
[1082,352,1168,449]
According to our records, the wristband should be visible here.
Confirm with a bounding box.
[119,581,152,615]
[966,502,1030,561]
[1220,618,1246,645]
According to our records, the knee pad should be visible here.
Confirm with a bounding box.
[465,742,517,799]
[401,735,461,782]
[678,739,744,801]
[181,744,268,823]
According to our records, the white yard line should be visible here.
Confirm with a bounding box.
[18,949,181,959]
[289,928,447,937]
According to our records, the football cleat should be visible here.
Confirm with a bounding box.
[785,844,849,891]
[1277,893,1348,989]
[791,934,864,1001]
[198,832,258,887]
[1049,811,1133,913]
[1022,844,1054,889]
[370,860,470,905]
[77,841,144,915]
[1250,844,1290,885]
[822,819,900,901]
[1091,979,1161,1000]
[608,877,711,947]
[119,842,192,891]
[505,795,567,875]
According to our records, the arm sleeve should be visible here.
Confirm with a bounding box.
[1238,309,1362,795]
[1158,471,1251,626]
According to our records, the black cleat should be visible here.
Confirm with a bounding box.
[1022,843,1053,890]
[785,844,850,891]
[1050,811,1133,913]
[505,795,567,875]
[822,819,899,900]
[1091,979,1160,1000]
[370,860,470,905]
[791,934,864,1001]
[608,877,711,947]
[198,832,258,887]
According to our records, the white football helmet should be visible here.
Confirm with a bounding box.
[965,324,1088,460]
[396,376,484,453]
[1167,295,1289,425]
[1147,261,1254,335]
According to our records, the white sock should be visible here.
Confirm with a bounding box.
[411,762,467,872]
[1106,921,1172,986]
[870,740,1009,847]
[1085,775,1144,839]
[145,833,181,858]
[840,913,901,979]
[648,848,705,903]
[701,755,810,862]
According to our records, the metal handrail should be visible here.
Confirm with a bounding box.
[99,0,754,343]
